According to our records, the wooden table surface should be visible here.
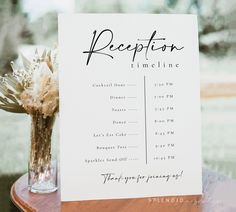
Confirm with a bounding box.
[11,169,236,212]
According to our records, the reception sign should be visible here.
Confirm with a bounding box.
[59,14,202,201]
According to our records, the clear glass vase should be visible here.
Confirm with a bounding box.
[28,113,58,193]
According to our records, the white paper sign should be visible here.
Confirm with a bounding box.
[59,14,202,201]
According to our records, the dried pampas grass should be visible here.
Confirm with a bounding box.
[0,49,59,118]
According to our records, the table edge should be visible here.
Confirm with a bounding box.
[10,175,36,212]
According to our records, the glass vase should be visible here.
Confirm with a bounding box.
[28,113,58,193]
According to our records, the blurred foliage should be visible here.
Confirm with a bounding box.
[0,0,33,75]
[166,0,178,8]
[154,0,236,57]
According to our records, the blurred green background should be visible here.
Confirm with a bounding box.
[0,0,236,211]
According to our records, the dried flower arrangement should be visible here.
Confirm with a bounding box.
[0,49,59,192]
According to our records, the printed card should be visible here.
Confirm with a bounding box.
[59,14,202,201]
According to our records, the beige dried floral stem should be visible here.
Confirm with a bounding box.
[0,49,59,184]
